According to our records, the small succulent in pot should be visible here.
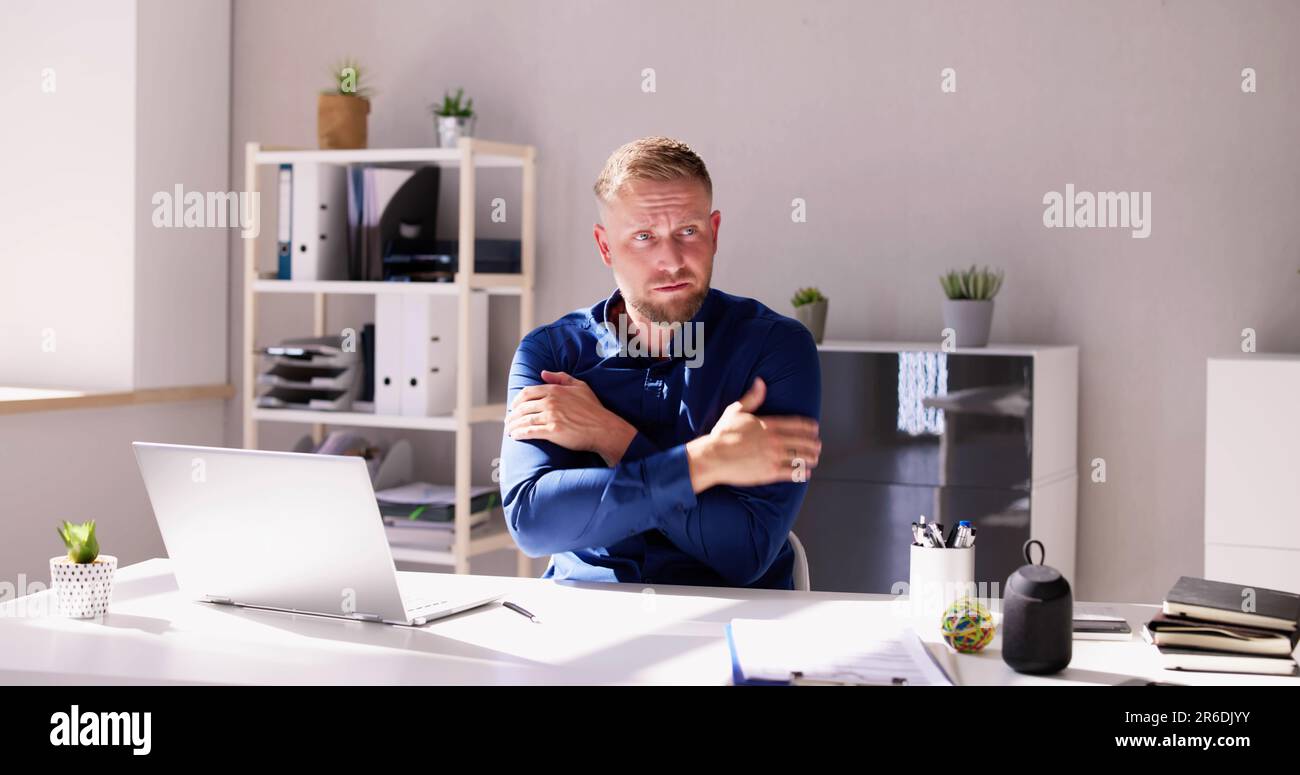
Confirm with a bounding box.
[57,520,100,563]
[791,287,828,344]
[940,265,1004,301]
[432,87,476,148]
[50,520,117,618]
[939,265,1005,348]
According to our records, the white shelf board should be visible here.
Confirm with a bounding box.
[254,278,523,296]
[255,145,524,168]
[253,403,507,431]
[817,340,1078,357]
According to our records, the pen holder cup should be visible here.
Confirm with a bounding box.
[907,544,976,624]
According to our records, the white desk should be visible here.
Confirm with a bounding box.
[2,559,1296,686]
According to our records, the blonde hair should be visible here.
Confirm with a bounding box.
[593,136,712,205]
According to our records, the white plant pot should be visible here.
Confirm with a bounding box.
[941,299,995,347]
[793,299,828,344]
[49,555,117,618]
[435,115,475,148]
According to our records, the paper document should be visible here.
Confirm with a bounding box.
[375,482,496,506]
[729,618,953,686]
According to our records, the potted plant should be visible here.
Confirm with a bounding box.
[50,520,116,618]
[318,58,371,150]
[939,265,1005,347]
[791,287,828,344]
[431,87,475,148]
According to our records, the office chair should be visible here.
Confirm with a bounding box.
[788,531,810,591]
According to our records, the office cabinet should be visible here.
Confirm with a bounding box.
[796,341,1078,594]
[1205,355,1300,592]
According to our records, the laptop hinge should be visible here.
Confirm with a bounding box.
[204,595,233,605]
[351,612,382,621]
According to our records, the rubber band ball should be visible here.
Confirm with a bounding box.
[940,596,996,653]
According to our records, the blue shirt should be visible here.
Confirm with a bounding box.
[499,287,821,589]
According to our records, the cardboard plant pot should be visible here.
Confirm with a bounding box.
[793,299,828,344]
[49,555,117,618]
[318,94,370,150]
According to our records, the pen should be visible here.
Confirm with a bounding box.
[926,522,945,548]
[502,600,539,623]
[955,520,972,548]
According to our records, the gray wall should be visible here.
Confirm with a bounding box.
[227,0,1300,602]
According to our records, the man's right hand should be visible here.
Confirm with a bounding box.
[685,377,821,493]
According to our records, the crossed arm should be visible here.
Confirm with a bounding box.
[497,322,822,586]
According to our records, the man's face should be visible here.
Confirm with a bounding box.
[594,178,721,324]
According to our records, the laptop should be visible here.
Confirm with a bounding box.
[132,442,503,626]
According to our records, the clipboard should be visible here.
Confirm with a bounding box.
[724,619,955,686]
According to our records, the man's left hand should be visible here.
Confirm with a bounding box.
[507,370,636,466]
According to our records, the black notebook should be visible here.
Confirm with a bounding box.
[1145,612,1300,656]
[1163,576,1300,633]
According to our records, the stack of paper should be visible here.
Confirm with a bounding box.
[256,335,360,411]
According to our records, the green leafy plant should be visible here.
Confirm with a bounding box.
[791,287,827,308]
[57,520,100,563]
[432,87,474,118]
[940,265,1005,300]
[323,58,371,98]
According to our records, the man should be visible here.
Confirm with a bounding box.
[498,136,822,589]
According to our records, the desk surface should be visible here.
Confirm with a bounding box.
[2,559,1296,686]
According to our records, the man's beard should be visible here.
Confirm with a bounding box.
[620,269,712,324]
[626,287,707,324]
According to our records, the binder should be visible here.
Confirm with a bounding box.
[290,161,348,281]
[400,292,488,417]
[374,292,488,417]
[276,164,293,279]
[374,293,404,415]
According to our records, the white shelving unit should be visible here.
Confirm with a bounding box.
[241,138,536,576]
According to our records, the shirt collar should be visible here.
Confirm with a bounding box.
[589,286,718,358]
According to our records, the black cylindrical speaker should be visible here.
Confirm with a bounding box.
[1002,539,1073,675]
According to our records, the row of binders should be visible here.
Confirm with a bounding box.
[374,293,486,416]
[274,160,521,283]
[276,161,439,282]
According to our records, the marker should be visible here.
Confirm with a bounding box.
[502,601,539,623]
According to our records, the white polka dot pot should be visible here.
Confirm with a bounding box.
[49,555,117,618]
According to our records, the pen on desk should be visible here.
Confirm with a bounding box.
[502,601,539,623]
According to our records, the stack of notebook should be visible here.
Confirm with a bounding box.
[1142,576,1300,676]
